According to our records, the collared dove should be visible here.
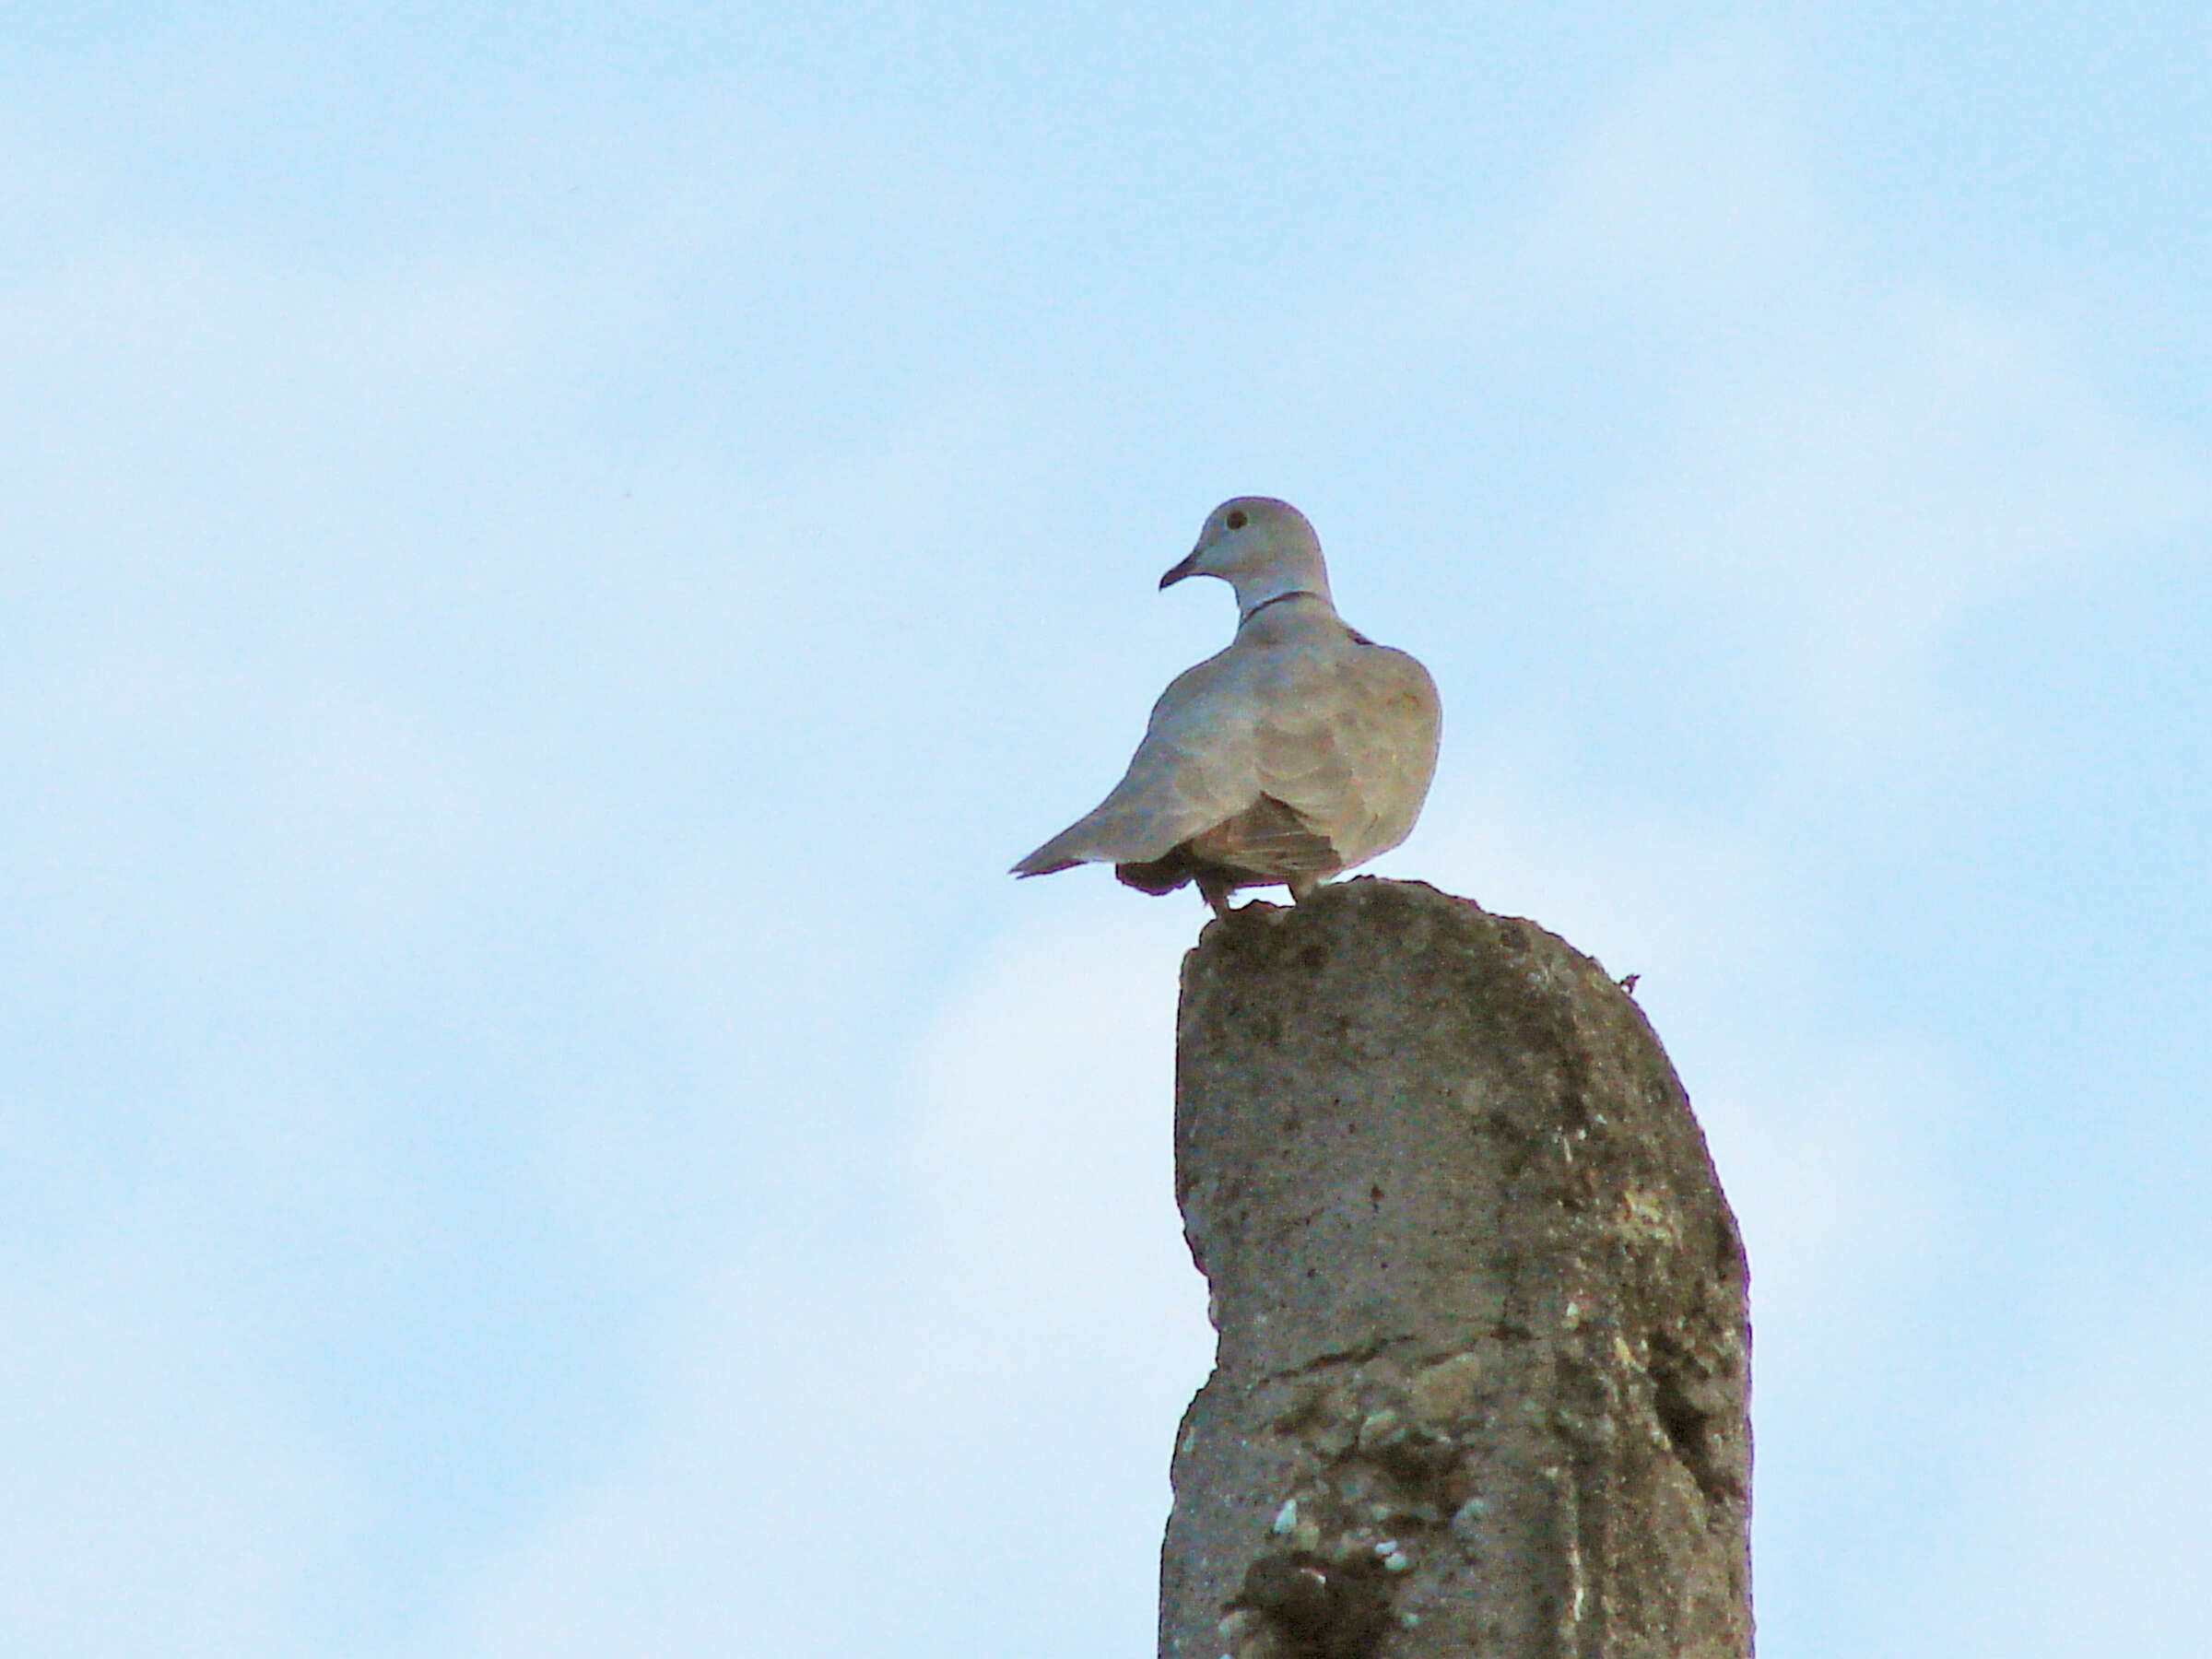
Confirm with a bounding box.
[1013,497,1441,920]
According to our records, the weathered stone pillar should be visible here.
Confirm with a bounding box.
[1161,879,1750,1659]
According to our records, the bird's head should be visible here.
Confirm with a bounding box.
[1160,497,1334,617]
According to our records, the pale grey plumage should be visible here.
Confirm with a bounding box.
[1012,497,1441,919]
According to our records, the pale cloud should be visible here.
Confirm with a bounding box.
[1518,28,1827,314]
[1516,33,2212,751]
[1614,285,2212,757]
[0,1229,339,1657]
[452,893,1214,1658]
[1950,1264,2212,1654]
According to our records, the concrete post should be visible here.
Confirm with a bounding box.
[1161,879,1750,1659]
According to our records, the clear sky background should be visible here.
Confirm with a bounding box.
[6,5,2208,1654]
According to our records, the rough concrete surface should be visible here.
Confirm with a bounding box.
[1161,879,1750,1659]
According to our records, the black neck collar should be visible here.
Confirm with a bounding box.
[1241,590,1324,622]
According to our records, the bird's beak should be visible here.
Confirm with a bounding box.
[1159,547,1203,589]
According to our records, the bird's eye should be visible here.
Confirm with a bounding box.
[1226,509,1249,530]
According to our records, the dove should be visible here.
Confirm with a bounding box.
[1012,497,1441,920]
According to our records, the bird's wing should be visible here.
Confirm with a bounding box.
[1249,633,1441,870]
[1181,794,1344,878]
[1010,646,1266,875]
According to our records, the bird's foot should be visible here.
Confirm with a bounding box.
[1197,874,1237,922]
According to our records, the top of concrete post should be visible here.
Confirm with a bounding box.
[1165,877,1751,1659]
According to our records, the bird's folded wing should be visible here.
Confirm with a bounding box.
[1181,794,1343,877]
[1252,641,1441,866]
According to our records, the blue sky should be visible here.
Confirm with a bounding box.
[6,5,2209,1653]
